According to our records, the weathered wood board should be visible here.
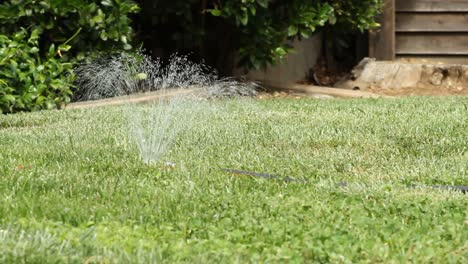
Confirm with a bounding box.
[369,0,395,60]
[371,0,468,64]
[396,0,468,12]
[396,13,468,32]
[397,33,468,55]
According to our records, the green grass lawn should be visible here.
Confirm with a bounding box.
[0,97,467,263]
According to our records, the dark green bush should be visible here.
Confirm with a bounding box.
[0,0,139,113]
[0,0,139,59]
[137,0,383,71]
[211,0,383,69]
[0,29,74,114]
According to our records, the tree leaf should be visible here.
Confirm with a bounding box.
[287,26,298,37]
[210,9,222,17]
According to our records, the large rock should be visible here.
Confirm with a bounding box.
[336,58,468,91]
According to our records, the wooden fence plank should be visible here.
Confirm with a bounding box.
[396,33,468,55]
[369,0,395,60]
[396,0,468,12]
[396,13,468,32]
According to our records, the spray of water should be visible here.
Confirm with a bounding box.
[74,52,258,164]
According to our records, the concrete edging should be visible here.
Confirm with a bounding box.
[261,81,391,99]
[65,82,388,110]
[66,88,196,110]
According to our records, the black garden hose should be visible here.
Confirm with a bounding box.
[221,168,467,194]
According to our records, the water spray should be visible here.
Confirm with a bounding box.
[74,52,258,165]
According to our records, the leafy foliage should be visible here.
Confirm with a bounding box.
[328,0,383,31]
[210,0,383,69]
[0,29,74,114]
[0,0,139,113]
[0,0,139,58]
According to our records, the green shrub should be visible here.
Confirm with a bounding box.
[211,0,383,69]
[0,29,74,114]
[0,0,140,113]
[0,0,140,59]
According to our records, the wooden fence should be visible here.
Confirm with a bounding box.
[370,0,468,64]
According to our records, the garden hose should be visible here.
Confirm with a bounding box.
[222,168,467,194]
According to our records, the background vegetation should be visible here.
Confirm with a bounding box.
[1,0,383,113]
[136,0,383,73]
